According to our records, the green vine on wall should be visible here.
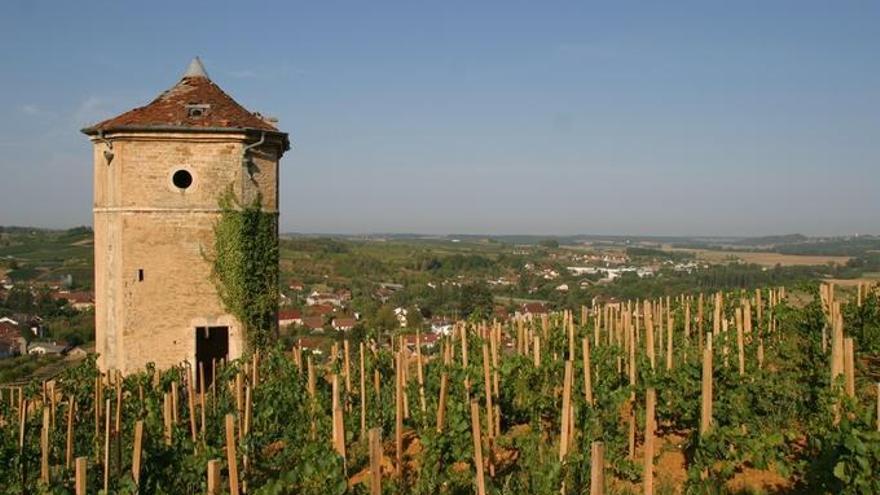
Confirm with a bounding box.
[210,185,279,352]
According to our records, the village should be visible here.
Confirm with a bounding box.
[1,224,870,385]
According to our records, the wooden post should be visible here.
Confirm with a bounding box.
[559,361,573,460]
[583,337,594,406]
[461,326,470,391]
[187,368,198,444]
[95,376,102,440]
[171,380,179,424]
[395,351,404,477]
[436,372,449,432]
[685,301,691,354]
[876,383,879,432]
[369,428,382,495]
[470,400,487,495]
[736,308,745,376]
[416,331,427,415]
[132,420,143,487]
[207,459,221,495]
[590,441,605,495]
[831,304,845,388]
[844,337,855,398]
[666,310,674,371]
[163,392,173,445]
[65,397,75,469]
[360,342,367,440]
[344,339,352,395]
[75,457,87,495]
[332,376,346,462]
[103,398,111,493]
[482,344,495,439]
[199,362,207,438]
[645,301,655,370]
[644,388,656,495]
[701,334,713,435]
[225,414,240,495]
[533,335,541,368]
[697,294,704,352]
[40,407,50,484]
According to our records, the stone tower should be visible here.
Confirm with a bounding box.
[82,58,289,376]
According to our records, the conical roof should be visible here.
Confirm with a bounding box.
[183,57,210,79]
[82,58,285,146]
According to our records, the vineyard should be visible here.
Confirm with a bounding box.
[2,283,880,494]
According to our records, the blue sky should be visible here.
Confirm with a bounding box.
[0,1,877,236]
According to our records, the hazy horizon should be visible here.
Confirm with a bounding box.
[1,2,878,237]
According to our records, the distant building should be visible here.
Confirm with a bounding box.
[302,316,325,332]
[331,317,357,332]
[393,307,413,328]
[521,302,549,315]
[27,342,67,356]
[431,319,454,336]
[53,291,95,311]
[308,304,335,317]
[306,291,343,307]
[403,332,439,350]
[0,321,25,358]
[278,309,303,327]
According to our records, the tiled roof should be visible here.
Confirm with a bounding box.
[82,59,286,144]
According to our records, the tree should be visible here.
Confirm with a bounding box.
[458,282,494,320]
[538,239,559,248]
[370,305,399,343]
[406,306,425,329]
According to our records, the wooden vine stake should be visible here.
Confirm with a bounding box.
[470,399,487,495]
[163,392,173,445]
[736,308,745,376]
[132,420,144,488]
[559,361,573,460]
[344,339,352,395]
[331,374,346,462]
[482,343,495,439]
[103,398,111,492]
[187,367,198,444]
[416,331,427,414]
[436,372,449,432]
[701,334,713,435]
[583,337,594,406]
[360,342,367,440]
[65,396,74,469]
[395,351,404,477]
[369,427,382,495]
[75,456,87,495]
[666,311,673,371]
[844,337,855,398]
[225,414,240,495]
[590,441,605,495]
[645,301,655,370]
[644,388,656,495]
[40,407,50,484]
[207,459,221,495]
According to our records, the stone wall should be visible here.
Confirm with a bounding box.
[91,131,282,373]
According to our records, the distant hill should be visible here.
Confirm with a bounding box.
[732,234,808,246]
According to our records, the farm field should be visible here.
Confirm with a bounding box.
[664,248,852,268]
[2,284,879,494]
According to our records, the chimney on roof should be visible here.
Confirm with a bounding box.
[183,57,210,80]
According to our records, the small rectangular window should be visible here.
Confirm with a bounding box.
[138,269,144,282]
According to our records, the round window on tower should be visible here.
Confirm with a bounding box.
[172,169,193,190]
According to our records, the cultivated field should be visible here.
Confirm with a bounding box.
[2,283,878,494]
[665,247,851,267]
